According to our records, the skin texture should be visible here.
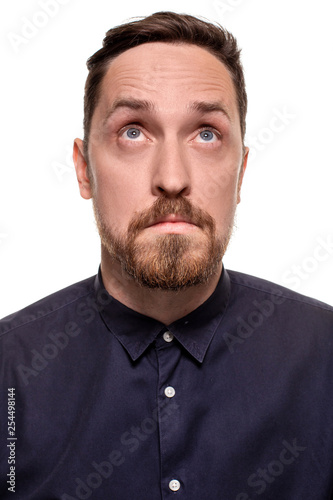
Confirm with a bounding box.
[73,42,249,324]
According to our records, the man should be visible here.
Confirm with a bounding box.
[1,11,332,500]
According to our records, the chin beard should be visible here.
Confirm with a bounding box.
[94,195,234,291]
[110,232,227,290]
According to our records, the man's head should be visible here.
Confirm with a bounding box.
[73,12,249,291]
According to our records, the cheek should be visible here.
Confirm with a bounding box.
[90,140,151,190]
[196,162,240,214]
[198,174,238,207]
[190,135,243,204]
[193,168,240,237]
[91,172,133,232]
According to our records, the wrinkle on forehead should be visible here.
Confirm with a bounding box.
[95,42,240,125]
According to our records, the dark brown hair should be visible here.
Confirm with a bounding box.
[83,11,247,158]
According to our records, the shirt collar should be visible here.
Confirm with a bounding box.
[94,266,230,364]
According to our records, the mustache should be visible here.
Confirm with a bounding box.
[127,195,216,236]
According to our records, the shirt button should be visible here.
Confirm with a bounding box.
[169,479,181,491]
[163,331,174,343]
[164,386,176,398]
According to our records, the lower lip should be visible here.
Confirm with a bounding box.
[147,222,198,233]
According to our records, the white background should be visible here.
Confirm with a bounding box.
[1,0,332,318]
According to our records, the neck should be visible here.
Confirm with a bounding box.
[100,248,223,325]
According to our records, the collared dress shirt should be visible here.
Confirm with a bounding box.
[1,266,333,500]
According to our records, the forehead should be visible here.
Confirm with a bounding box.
[95,42,239,124]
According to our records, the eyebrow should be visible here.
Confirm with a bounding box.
[102,98,155,127]
[102,97,232,127]
[188,101,232,123]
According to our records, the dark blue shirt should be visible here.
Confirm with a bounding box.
[1,267,333,499]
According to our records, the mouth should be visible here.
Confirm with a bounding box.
[146,214,198,234]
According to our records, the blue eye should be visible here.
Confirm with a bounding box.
[126,128,141,139]
[199,130,214,141]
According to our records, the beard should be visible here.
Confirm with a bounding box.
[93,195,234,291]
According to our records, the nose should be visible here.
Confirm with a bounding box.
[151,138,191,198]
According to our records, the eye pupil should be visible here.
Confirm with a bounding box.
[200,130,214,141]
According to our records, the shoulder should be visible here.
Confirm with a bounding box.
[223,269,333,358]
[226,269,333,339]
[227,268,333,314]
[0,275,97,338]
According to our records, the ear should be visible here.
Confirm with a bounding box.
[73,139,93,200]
[237,147,249,204]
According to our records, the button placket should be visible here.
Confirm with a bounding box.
[156,332,183,497]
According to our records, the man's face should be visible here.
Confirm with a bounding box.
[74,42,248,290]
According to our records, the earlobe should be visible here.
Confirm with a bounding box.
[237,147,249,204]
[73,138,93,200]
